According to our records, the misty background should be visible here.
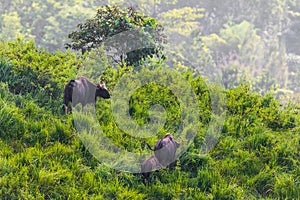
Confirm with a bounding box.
[0,0,299,103]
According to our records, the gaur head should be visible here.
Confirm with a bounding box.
[154,133,180,167]
[96,81,110,99]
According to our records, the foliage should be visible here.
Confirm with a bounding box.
[66,5,166,67]
[0,0,300,198]
[160,7,204,36]
[1,0,300,101]
[0,12,22,40]
[0,38,80,112]
[0,39,299,199]
[0,0,96,52]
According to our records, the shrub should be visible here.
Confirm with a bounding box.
[0,38,80,112]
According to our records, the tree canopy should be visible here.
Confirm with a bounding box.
[66,5,166,66]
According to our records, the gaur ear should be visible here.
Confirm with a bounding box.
[102,81,106,88]
[154,139,164,150]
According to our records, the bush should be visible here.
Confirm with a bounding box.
[0,38,80,112]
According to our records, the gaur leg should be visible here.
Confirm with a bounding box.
[63,104,68,114]
[169,160,177,170]
[142,172,150,185]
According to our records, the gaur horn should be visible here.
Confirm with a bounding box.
[100,79,106,87]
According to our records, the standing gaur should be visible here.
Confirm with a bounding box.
[141,133,180,184]
[63,77,110,114]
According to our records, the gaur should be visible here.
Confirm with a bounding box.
[63,77,110,114]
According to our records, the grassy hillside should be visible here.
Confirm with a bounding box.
[0,39,299,199]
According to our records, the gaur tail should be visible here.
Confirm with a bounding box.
[63,80,76,114]
[64,80,76,103]
[145,142,154,151]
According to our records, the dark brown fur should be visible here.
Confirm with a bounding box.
[141,134,180,184]
[141,156,162,184]
[153,133,180,167]
[63,77,110,114]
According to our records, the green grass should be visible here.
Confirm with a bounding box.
[0,39,299,199]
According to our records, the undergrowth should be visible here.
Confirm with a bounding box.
[0,39,299,199]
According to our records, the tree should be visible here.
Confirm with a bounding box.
[0,0,99,52]
[40,3,96,52]
[66,5,166,66]
[0,12,22,40]
[158,7,213,75]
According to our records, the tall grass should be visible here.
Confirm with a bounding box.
[0,39,299,199]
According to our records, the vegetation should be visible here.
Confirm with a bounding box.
[0,38,299,199]
[1,0,300,99]
[0,1,299,199]
[66,5,166,67]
